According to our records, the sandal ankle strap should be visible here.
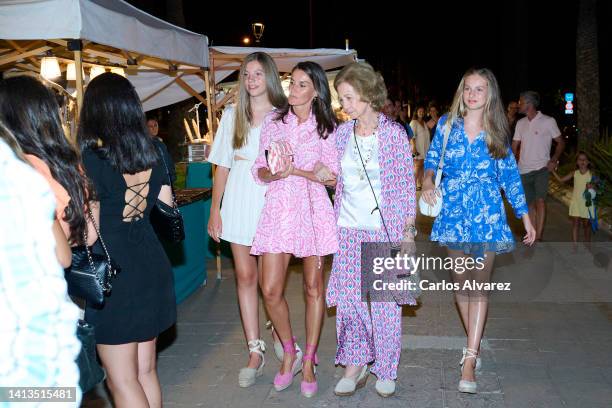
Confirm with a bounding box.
[303,343,319,364]
[247,339,266,357]
[281,336,297,355]
[460,347,478,365]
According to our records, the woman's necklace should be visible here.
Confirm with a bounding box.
[352,135,376,181]
[353,117,379,181]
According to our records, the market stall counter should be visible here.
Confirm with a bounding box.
[162,187,211,304]
[185,161,217,260]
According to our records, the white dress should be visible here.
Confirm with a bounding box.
[409,119,430,160]
[207,106,267,246]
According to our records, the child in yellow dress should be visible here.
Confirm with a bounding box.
[552,151,594,245]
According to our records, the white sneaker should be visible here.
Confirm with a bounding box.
[334,365,369,396]
[238,339,265,388]
[375,379,396,397]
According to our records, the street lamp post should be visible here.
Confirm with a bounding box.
[252,22,264,44]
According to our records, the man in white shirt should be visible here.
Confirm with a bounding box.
[511,91,565,241]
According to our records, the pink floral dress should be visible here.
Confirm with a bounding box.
[250,110,339,257]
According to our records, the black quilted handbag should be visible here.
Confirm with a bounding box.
[65,208,119,308]
[150,145,184,243]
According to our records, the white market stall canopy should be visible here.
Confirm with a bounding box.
[0,0,357,135]
[0,0,208,67]
[0,0,210,114]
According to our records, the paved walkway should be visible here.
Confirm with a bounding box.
[83,197,612,407]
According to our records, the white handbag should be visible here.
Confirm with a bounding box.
[418,122,451,217]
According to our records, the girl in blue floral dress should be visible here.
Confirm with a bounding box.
[422,68,536,394]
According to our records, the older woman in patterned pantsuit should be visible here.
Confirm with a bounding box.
[326,62,417,398]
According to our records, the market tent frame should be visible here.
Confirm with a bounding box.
[0,0,211,135]
[0,1,358,139]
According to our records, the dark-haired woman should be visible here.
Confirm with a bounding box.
[251,61,339,397]
[77,73,176,407]
[0,75,97,267]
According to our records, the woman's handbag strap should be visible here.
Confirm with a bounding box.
[434,121,452,187]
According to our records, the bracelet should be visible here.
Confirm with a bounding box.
[403,225,417,237]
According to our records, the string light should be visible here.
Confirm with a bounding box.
[89,65,106,79]
[41,57,61,79]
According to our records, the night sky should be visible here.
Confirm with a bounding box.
[129,0,610,126]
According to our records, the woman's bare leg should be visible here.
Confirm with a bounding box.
[231,243,262,368]
[137,338,161,408]
[260,252,295,374]
[97,343,149,408]
[462,252,495,382]
[302,256,325,382]
[448,249,469,333]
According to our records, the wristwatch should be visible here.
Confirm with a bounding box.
[404,225,417,237]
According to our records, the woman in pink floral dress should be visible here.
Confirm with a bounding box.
[251,62,338,397]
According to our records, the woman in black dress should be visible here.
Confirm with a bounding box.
[78,73,176,407]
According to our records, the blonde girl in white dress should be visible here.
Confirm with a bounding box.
[207,52,287,387]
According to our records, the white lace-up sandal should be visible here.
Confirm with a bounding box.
[458,346,482,372]
[238,339,266,388]
[458,347,478,394]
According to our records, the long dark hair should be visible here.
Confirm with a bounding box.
[78,73,158,173]
[276,61,338,139]
[0,75,90,244]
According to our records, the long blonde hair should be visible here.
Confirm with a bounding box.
[446,68,510,159]
[233,52,287,149]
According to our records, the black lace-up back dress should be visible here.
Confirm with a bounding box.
[82,149,176,345]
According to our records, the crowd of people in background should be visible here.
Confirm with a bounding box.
[2,48,599,406]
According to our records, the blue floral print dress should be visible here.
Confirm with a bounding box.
[424,115,528,255]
